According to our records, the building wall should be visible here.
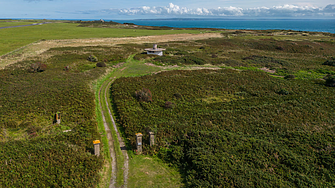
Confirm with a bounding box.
[147,51,163,56]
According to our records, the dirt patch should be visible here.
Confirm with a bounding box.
[259,67,276,74]
[0,33,223,69]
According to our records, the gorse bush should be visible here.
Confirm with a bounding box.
[135,88,152,102]
[284,74,296,79]
[323,57,335,66]
[29,62,47,73]
[325,74,335,87]
[87,55,98,62]
[164,101,175,109]
[277,89,290,95]
[96,62,107,67]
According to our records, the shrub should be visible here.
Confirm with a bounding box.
[87,55,98,62]
[29,62,47,73]
[135,88,152,102]
[173,93,182,99]
[175,51,189,55]
[164,101,175,109]
[278,89,289,95]
[323,58,335,66]
[96,62,107,67]
[276,46,284,50]
[4,121,18,128]
[284,74,296,79]
[325,74,335,87]
[184,56,205,65]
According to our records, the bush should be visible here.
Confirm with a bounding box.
[278,89,289,95]
[164,101,175,109]
[135,88,152,102]
[64,65,70,71]
[184,56,205,65]
[284,74,296,79]
[173,93,182,99]
[323,58,335,66]
[29,62,47,73]
[96,62,106,67]
[325,75,335,87]
[87,55,98,62]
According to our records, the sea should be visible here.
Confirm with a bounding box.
[113,19,335,34]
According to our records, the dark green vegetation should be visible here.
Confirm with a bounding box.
[112,69,335,187]
[0,45,136,187]
[111,31,335,187]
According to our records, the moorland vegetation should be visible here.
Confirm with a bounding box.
[0,45,136,187]
[1,26,335,187]
[111,32,335,187]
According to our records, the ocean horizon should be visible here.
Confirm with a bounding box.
[3,18,335,34]
[114,19,335,34]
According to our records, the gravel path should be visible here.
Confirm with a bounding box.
[99,79,117,188]
[105,79,129,188]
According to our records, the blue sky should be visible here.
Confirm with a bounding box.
[0,0,334,19]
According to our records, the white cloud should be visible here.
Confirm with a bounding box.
[111,3,334,18]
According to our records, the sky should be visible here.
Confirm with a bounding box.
[0,0,334,20]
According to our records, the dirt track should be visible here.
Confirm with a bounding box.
[0,33,222,69]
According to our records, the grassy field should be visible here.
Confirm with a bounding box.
[128,154,184,188]
[0,22,203,56]
[0,20,43,27]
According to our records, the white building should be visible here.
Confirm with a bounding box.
[145,44,166,56]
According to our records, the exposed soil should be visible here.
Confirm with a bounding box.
[259,67,276,74]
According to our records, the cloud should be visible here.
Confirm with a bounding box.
[104,3,335,18]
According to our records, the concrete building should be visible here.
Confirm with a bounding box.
[145,44,166,56]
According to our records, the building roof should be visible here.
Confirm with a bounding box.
[145,48,166,52]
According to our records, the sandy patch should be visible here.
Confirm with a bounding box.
[259,67,276,74]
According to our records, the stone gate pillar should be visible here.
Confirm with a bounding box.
[136,133,143,154]
[55,112,61,124]
[149,132,155,146]
[93,140,101,157]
